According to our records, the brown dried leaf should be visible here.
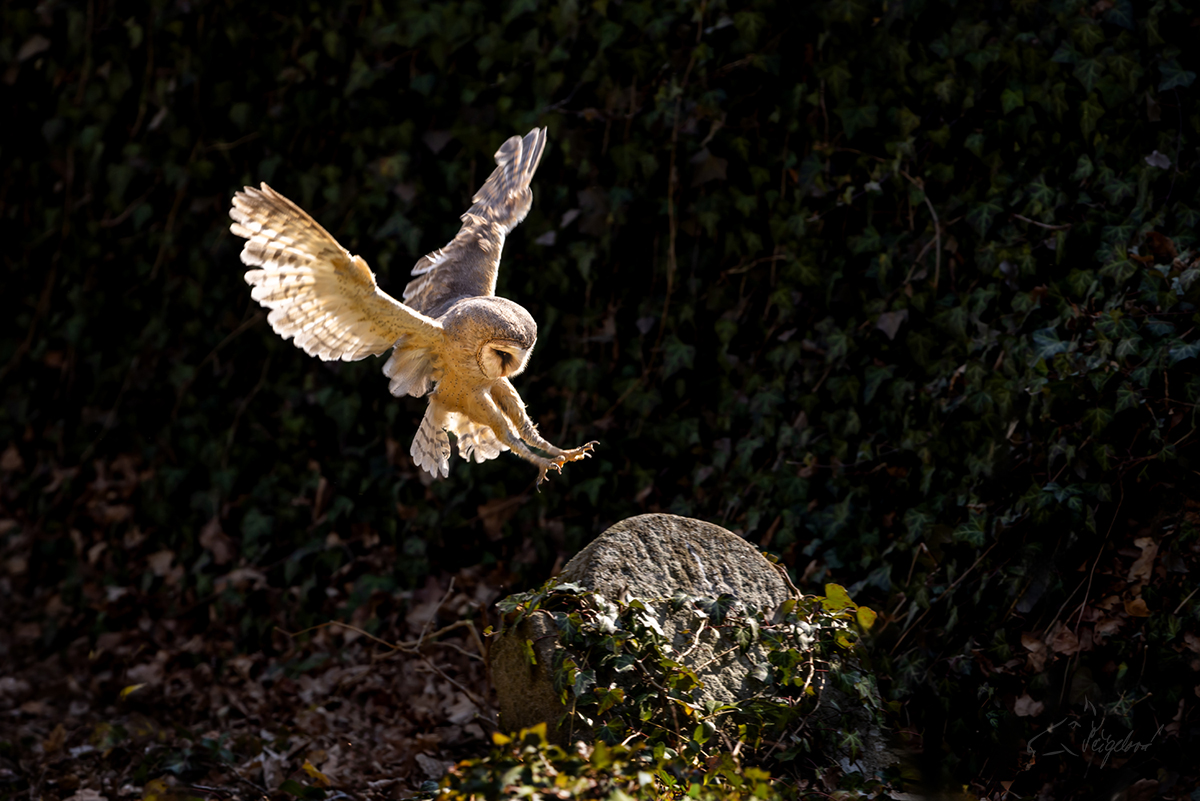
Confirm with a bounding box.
[875,309,909,341]
[1124,597,1151,617]
[199,518,235,565]
[43,722,67,753]
[0,444,24,472]
[1127,537,1158,583]
[1013,694,1044,717]
[1049,625,1081,655]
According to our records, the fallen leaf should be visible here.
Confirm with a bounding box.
[147,551,175,576]
[63,790,108,801]
[301,760,331,788]
[1013,694,1044,717]
[1127,537,1158,583]
[1049,625,1081,655]
[0,444,23,472]
[1124,597,1151,617]
[875,309,909,341]
[199,518,235,565]
[120,683,146,700]
[44,722,67,753]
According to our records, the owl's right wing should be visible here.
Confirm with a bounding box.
[230,183,444,363]
[402,127,548,316]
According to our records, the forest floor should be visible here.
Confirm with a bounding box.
[0,552,502,801]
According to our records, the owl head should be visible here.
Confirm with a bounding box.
[441,296,538,380]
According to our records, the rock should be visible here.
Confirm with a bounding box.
[489,513,796,742]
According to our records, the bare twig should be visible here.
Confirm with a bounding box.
[1010,213,1072,231]
[899,170,941,290]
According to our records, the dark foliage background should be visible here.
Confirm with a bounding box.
[3,0,1200,797]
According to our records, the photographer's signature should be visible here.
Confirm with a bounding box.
[1026,699,1163,768]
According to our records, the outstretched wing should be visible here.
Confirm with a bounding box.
[230,183,444,363]
[403,127,548,316]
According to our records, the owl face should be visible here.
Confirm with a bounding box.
[478,340,532,379]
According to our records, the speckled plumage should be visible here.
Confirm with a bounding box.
[229,128,596,484]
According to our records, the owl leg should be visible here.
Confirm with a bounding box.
[471,392,577,486]
[489,381,598,470]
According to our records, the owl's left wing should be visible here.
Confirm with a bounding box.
[403,127,547,316]
[230,183,444,362]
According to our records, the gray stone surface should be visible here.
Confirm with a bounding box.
[557,513,794,607]
[488,512,897,777]
[489,513,796,743]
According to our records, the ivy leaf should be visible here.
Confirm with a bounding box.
[1169,340,1200,364]
[856,606,877,631]
[1031,327,1070,362]
[1158,59,1197,91]
[1072,154,1094,181]
[1073,58,1103,93]
[1104,0,1134,29]
[1115,383,1141,412]
[1001,87,1024,114]
[967,198,1003,235]
[822,583,856,613]
[662,336,695,378]
[1079,93,1105,138]
[834,103,878,139]
[1051,42,1080,65]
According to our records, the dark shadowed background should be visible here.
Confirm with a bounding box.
[3,0,1199,797]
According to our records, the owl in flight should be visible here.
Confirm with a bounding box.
[228,128,596,484]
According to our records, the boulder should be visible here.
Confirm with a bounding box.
[488,513,796,740]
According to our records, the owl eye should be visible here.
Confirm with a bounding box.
[493,349,513,369]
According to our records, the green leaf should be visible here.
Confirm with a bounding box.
[1079,93,1105,138]
[1072,154,1094,181]
[1031,327,1069,361]
[1000,88,1024,114]
[1158,59,1197,91]
[822,583,856,612]
[1073,58,1103,93]
[834,103,879,139]
[1169,340,1200,364]
[966,198,1003,235]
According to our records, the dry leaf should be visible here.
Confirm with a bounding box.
[1049,625,1081,655]
[301,760,331,788]
[1124,597,1151,617]
[1013,694,1044,717]
[0,444,23,472]
[199,518,235,565]
[43,722,67,753]
[63,790,108,801]
[875,309,909,340]
[1127,537,1158,583]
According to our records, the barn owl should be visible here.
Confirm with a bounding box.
[228,128,596,484]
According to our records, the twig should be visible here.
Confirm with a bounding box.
[890,539,999,655]
[1010,213,1072,231]
[899,170,941,289]
[275,618,483,661]
[1071,481,1125,633]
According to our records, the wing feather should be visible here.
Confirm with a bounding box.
[403,127,548,316]
[230,183,444,363]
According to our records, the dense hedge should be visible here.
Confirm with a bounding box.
[3,0,1199,796]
